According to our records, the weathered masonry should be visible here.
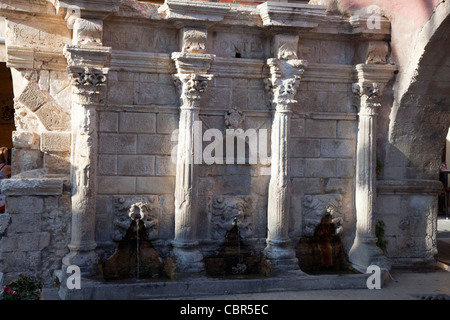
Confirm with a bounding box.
[0,0,448,298]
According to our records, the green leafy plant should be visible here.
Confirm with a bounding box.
[1,275,42,300]
[375,220,388,254]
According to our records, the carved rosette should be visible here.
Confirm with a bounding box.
[209,196,253,240]
[113,196,160,241]
[352,82,381,116]
[173,73,212,109]
[267,58,307,111]
[303,194,344,237]
[225,106,244,129]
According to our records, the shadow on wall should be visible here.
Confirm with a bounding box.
[0,63,15,150]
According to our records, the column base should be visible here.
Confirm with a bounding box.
[171,241,204,273]
[348,236,391,273]
[62,247,98,277]
[263,239,299,272]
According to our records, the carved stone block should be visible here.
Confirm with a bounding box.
[303,194,343,237]
[35,100,70,131]
[209,195,253,240]
[224,106,244,129]
[73,18,103,46]
[40,132,71,153]
[112,195,160,241]
[182,28,207,54]
[17,82,48,112]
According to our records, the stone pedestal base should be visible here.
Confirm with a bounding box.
[263,240,299,272]
[62,248,99,277]
[348,236,390,273]
[171,241,205,273]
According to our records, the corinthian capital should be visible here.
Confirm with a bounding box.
[267,58,307,111]
[352,82,381,115]
[173,73,212,109]
[67,66,107,105]
[172,52,215,109]
[68,66,106,87]
[352,63,397,115]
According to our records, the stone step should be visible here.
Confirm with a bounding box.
[57,270,389,300]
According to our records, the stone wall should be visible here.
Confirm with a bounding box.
[0,0,446,288]
[312,0,450,270]
[291,79,356,250]
[0,179,71,286]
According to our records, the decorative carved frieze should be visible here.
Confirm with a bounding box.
[210,195,253,240]
[113,195,160,241]
[303,194,343,237]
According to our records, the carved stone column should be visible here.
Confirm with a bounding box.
[62,45,111,276]
[348,63,396,272]
[171,40,214,272]
[264,35,307,272]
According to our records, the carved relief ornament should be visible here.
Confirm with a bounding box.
[173,73,212,108]
[182,29,207,54]
[225,106,244,129]
[67,66,106,87]
[352,82,381,115]
[267,58,307,111]
[303,194,344,237]
[210,196,253,240]
[113,196,160,241]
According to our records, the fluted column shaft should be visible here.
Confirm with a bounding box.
[171,52,214,272]
[349,65,396,271]
[264,57,307,272]
[63,45,111,276]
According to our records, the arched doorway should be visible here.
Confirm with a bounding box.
[378,8,450,270]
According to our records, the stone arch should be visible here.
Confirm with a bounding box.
[10,69,72,177]
[376,2,450,269]
[382,2,450,181]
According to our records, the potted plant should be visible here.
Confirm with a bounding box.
[1,275,43,300]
